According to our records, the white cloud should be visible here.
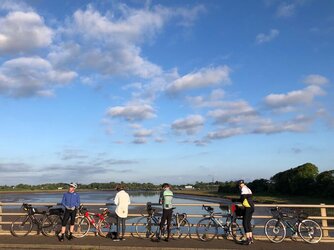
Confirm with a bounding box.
[133,128,153,137]
[276,3,295,17]
[302,74,329,86]
[0,57,77,97]
[0,0,32,12]
[187,89,226,108]
[256,29,279,44]
[166,66,231,93]
[171,115,205,135]
[0,11,53,54]
[106,103,156,121]
[253,115,313,134]
[208,101,258,125]
[206,127,244,140]
[264,85,325,111]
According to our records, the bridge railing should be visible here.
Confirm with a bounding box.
[0,202,333,241]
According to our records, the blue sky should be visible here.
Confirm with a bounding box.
[0,0,333,185]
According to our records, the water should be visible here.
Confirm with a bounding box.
[0,190,226,215]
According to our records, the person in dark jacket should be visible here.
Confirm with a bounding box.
[238,180,254,245]
[58,182,80,242]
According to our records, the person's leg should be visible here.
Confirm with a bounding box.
[159,210,167,238]
[68,210,77,239]
[59,209,70,241]
[243,208,253,244]
[116,215,120,239]
[165,209,172,241]
[121,218,126,239]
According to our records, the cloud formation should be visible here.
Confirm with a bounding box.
[0,11,53,54]
[172,115,205,135]
[0,57,77,97]
[166,66,231,93]
[256,29,279,44]
[106,103,156,121]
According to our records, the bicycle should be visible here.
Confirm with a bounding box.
[196,205,245,243]
[11,203,63,237]
[264,207,322,244]
[72,205,115,238]
[134,202,190,240]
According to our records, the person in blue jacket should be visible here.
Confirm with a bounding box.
[58,182,80,242]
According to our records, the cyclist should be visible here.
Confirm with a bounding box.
[113,184,130,241]
[238,180,254,245]
[58,182,80,242]
[158,183,173,241]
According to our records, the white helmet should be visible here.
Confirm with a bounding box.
[69,182,77,189]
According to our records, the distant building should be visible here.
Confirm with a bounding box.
[57,187,63,190]
[184,185,194,189]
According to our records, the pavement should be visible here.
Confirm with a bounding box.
[0,235,333,250]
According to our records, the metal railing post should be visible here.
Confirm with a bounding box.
[320,203,329,237]
[0,202,2,231]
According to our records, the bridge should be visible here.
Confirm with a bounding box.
[0,201,333,249]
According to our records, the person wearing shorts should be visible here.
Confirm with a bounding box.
[58,182,80,242]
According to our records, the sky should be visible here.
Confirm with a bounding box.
[0,0,333,185]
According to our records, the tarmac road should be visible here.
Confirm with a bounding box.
[0,235,333,250]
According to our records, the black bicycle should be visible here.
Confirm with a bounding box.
[11,203,63,237]
[264,207,322,244]
[134,202,190,240]
[196,205,245,242]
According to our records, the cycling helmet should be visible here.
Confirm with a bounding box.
[69,182,77,189]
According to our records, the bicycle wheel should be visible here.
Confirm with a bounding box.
[98,216,115,237]
[170,216,190,239]
[196,217,218,241]
[264,218,286,243]
[229,221,245,243]
[72,216,90,238]
[298,219,322,244]
[135,216,159,239]
[11,216,33,237]
[41,214,62,237]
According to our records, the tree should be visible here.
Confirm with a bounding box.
[270,163,318,195]
[316,170,334,197]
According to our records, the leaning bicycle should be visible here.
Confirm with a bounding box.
[264,207,322,244]
[196,205,245,243]
[72,205,115,238]
[11,203,63,237]
[134,203,190,240]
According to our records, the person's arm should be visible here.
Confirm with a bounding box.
[114,192,119,206]
[127,193,131,205]
[61,193,66,207]
[159,191,163,204]
[76,194,80,208]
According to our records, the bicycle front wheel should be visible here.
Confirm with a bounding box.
[298,219,322,244]
[171,216,190,239]
[11,216,33,237]
[264,218,286,243]
[229,221,245,243]
[196,217,218,241]
[72,216,90,238]
[135,216,159,239]
[41,214,62,237]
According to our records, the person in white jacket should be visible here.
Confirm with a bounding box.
[114,184,130,241]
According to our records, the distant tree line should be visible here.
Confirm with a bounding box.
[1,163,333,198]
[218,163,334,198]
